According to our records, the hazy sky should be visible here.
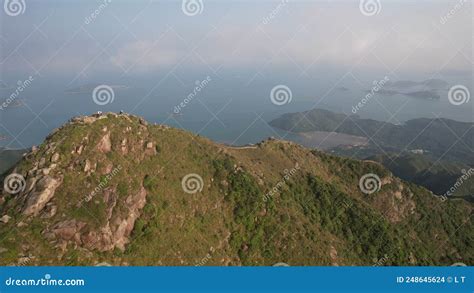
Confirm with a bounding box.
[0,0,472,82]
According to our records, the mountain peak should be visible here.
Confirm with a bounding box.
[0,113,471,266]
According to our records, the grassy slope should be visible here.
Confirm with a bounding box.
[0,114,472,266]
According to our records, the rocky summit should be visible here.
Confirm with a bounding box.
[0,113,472,266]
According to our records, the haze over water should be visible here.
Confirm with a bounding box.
[0,0,472,149]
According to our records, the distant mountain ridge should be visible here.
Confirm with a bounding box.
[269,108,474,165]
[366,79,448,100]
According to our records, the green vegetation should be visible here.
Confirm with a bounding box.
[0,113,471,266]
[269,108,474,165]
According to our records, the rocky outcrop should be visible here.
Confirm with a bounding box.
[376,178,416,223]
[47,185,147,252]
[97,132,111,153]
[41,203,57,219]
[2,112,470,266]
[22,176,62,216]
[92,186,147,251]
[51,219,87,242]
[0,215,11,223]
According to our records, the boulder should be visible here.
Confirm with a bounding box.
[97,133,111,153]
[0,215,11,224]
[41,203,57,219]
[22,176,62,216]
[84,160,92,172]
[51,153,60,163]
[52,219,86,241]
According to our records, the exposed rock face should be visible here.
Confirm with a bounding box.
[41,203,57,219]
[48,186,147,252]
[83,159,92,172]
[375,178,416,223]
[22,176,62,216]
[71,115,106,125]
[51,153,60,163]
[51,219,86,242]
[97,133,111,153]
[0,215,11,223]
[138,118,148,126]
[100,162,114,175]
[95,186,147,251]
[120,138,128,154]
[75,145,84,155]
[3,114,153,254]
